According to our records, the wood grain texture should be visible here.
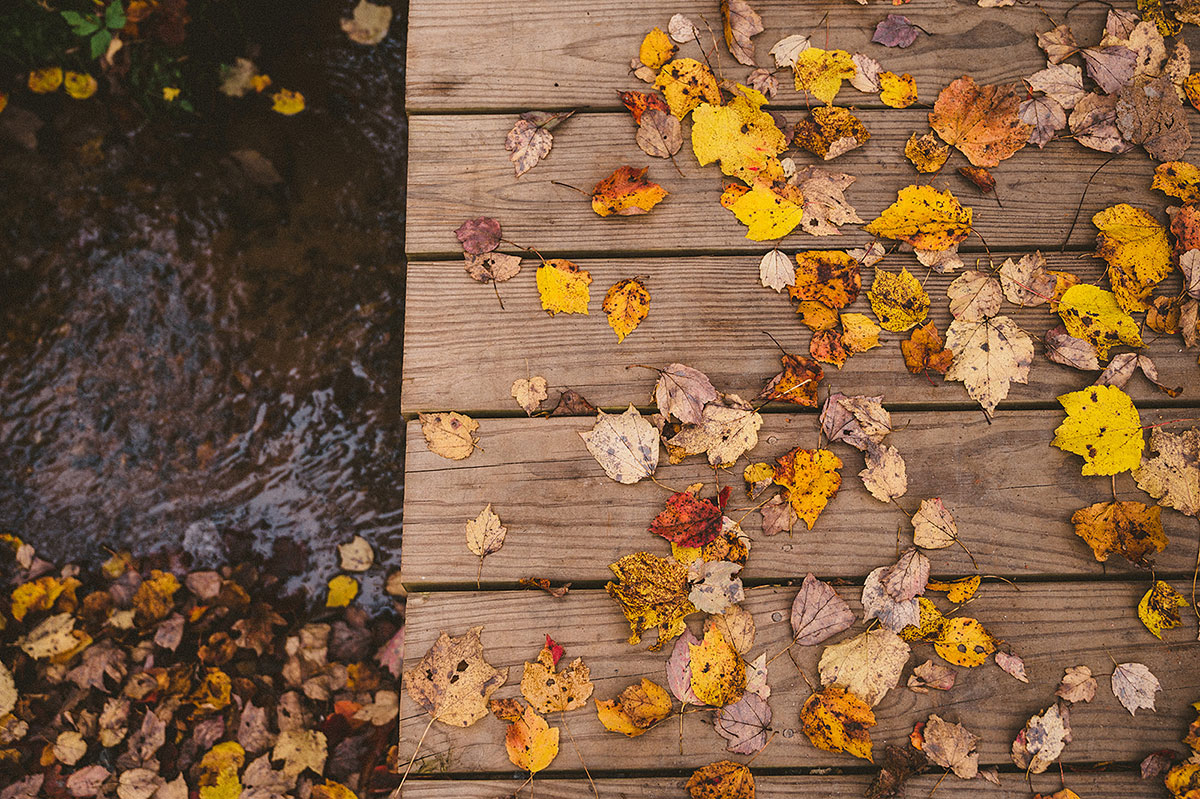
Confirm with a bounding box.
[406,0,1200,112]
[399,774,1155,799]
[397,584,1200,773]
[405,111,1200,257]
[400,254,1196,414]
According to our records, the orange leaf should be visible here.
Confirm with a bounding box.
[591,166,668,216]
[929,76,1032,167]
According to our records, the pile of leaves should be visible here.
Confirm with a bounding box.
[0,534,405,799]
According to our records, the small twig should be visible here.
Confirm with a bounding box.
[1060,155,1118,252]
[561,713,599,799]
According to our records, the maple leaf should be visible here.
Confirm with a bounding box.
[1053,385,1145,475]
[819,628,911,707]
[521,643,593,713]
[905,132,951,173]
[790,250,861,309]
[868,267,930,332]
[1112,661,1162,714]
[720,181,805,240]
[1093,204,1172,311]
[689,627,746,707]
[591,166,668,217]
[1056,665,1098,703]
[794,167,864,235]
[654,363,720,424]
[945,315,1034,417]
[862,566,919,631]
[655,58,721,119]
[606,551,696,649]
[418,412,479,460]
[792,106,871,160]
[686,761,756,799]
[1139,580,1189,638]
[506,704,559,773]
[773,447,842,529]
[1134,428,1200,517]
[716,693,771,755]
[947,269,1002,322]
[908,659,956,693]
[794,48,855,105]
[581,405,659,484]
[692,86,787,185]
[865,185,972,251]
[902,322,955,377]
[667,394,763,467]
[880,72,918,109]
[1012,703,1072,774]
[800,684,876,761]
[1071,500,1166,565]
[650,490,723,547]
[639,27,677,69]
[930,76,1032,167]
[402,626,507,727]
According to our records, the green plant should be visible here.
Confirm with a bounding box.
[61,1,126,60]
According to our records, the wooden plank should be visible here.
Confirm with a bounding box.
[400,774,1155,799]
[401,410,1200,586]
[405,0,1200,112]
[397,584,1200,774]
[400,254,1196,414]
[405,111,1200,257]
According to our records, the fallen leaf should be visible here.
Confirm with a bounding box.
[865,185,972,251]
[655,363,720,424]
[1021,96,1068,147]
[1083,45,1138,93]
[773,447,842,529]
[1053,384,1145,476]
[1112,661,1162,714]
[945,315,1034,417]
[947,269,1002,321]
[759,249,794,292]
[933,617,996,667]
[337,536,373,572]
[790,250,861,309]
[636,107,683,158]
[606,551,696,649]
[274,729,326,777]
[655,59,722,119]
[901,322,955,377]
[418,412,479,460]
[464,251,522,284]
[873,14,923,48]
[1044,325,1102,371]
[640,27,677,69]
[692,87,788,185]
[18,612,84,659]
[1012,702,1072,773]
[686,761,756,799]
[868,267,930,332]
[882,547,929,602]
[603,277,650,342]
[922,714,980,778]
[1057,284,1144,360]
[770,34,811,68]
[1029,62,1087,109]
[1093,203,1172,311]
[707,604,757,655]
[402,626,507,726]
[719,181,806,239]
[792,106,871,160]
[591,166,668,217]
[668,394,763,467]
[930,76,1032,167]
[794,47,856,105]
[669,14,700,44]
[596,679,672,735]
[908,659,956,693]
[1038,25,1079,64]
[721,0,764,66]
[880,72,918,108]
[1134,428,1200,517]
[620,90,671,124]
[791,573,855,645]
[747,69,778,99]
[862,566,920,632]
[1117,75,1192,161]
[454,217,502,255]
[1056,665,1098,703]
[1138,580,1189,638]
[326,574,358,607]
[820,628,911,707]
[860,443,908,503]
[511,377,549,415]
[581,405,659,484]
[800,684,876,761]
[690,627,746,707]
[905,132,951,173]
[1070,91,1134,154]
[1166,757,1200,799]
[521,643,593,713]
[506,704,559,773]
[760,491,799,536]
[1153,160,1200,202]
[1000,251,1057,307]
[912,497,959,549]
[1071,500,1166,565]
[995,651,1030,682]
[716,693,772,754]
[505,116,554,177]
[651,490,723,547]
[1141,749,1178,779]
[340,0,392,45]
[851,53,883,92]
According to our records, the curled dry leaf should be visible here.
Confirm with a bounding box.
[792,106,871,160]
[760,352,823,407]
[721,0,764,66]
[669,13,700,44]
[929,76,1032,167]
[995,651,1030,682]
[791,573,855,645]
[759,249,794,292]
[908,659,956,693]
[581,405,659,484]
[1138,580,1188,638]
[596,678,672,736]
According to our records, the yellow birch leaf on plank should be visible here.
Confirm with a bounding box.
[1071,500,1166,565]
[720,182,805,241]
[640,27,677,69]
[1056,284,1142,360]
[794,48,855,105]
[1152,160,1200,202]
[865,185,972,251]
[773,447,842,529]
[1138,580,1188,639]
[879,72,918,108]
[655,59,721,119]
[841,313,882,354]
[536,259,591,314]
[868,267,930,332]
[689,628,746,707]
[799,684,876,761]
[926,576,981,604]
[603,278,650,342]
[606,551,696,649]
[418,411,479,460]
[692,86,787,185]
[1093,204,1172,311]
[1052,384,1145,476]
[505,705,559,774]
[596,679,673,736]
[933,617,996,667]
[591,166,668,217]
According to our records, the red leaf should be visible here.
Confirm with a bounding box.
[545,634,564,666]
[648,491,723,547]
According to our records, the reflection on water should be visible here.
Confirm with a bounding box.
[0,2,406,611]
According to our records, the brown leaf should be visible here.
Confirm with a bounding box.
[1069,92,1135,154]
[790,573,854,645]
[402,626,508,726]
[721,0,765,66]
[929,76,1032,167]
[1116,75,1192,161]
[760,352,823,407]
[908,659,956,693]
[1044,325,1101,371]
[549,388,597,416]
[454,217,501,255]
[922,714,980,778]
[505,119,553,177]
[464,252,522,284]
[1083,45,1137,94]
[1056,665,1098,703]
[636,108,683,158]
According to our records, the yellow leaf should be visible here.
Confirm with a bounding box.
[865,185,972,251]
[28,68,63,94]
[605,551,696,649]
[1138,580,1188,639]
[1056,284,1143,360]
[197,741,245,799]
[596,679,672,736]
[841,313,882,354]
[603,278,650,341]
[521,645,594,713]
[312,780,357,799]
[1152,161,1200,203]
[1093,204,1172,311]
[251,74,272,93]
[773,447,842,530]
[904,132,951,173]
[719,182,805,241]
[925,576,981,604]
[595,696,643,736]
[792,106,871,160]
[1071,500,1166,566]
[1166,759,1200,799]
[163,87,180,101]
[17,613,83,659]
[505,704,559,774]
[133,570,180,623]
[879,72,917,108]
[591,166,668,217]
[271,89,305,115]
[326,575,359,607]
[536,259,591,315]
[689,628,746,707]
[11,576,79,622]
[691,85,787,185]
[799,684,875,761]
[418,411,479,460]
[933,617,996,667]
[192,668,233,714]
[868,267,930,332]
[640,27,678,69]
[655,59,721,119]
[1052,385,1145,476]
[686,760,756,799]
[899,597,947,643]
[273,728,327,777]
[789,250,861,309]
[793,48,855,105]
[63,72,97,100]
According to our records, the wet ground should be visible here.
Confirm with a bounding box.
[0,1,407,611]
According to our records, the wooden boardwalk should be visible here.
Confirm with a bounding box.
[399,1,1200,797]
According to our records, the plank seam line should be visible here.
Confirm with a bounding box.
[406,103,912,115]
[404,246,1105,262]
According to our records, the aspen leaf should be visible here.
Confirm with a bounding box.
[945,315,1034,417]
[1153,160,1200,202]
[882,547,929,602]
[636,107,683,158]
[692,86,787,185]
[790,250,861,309]
[794,48,855,105]
[1029,62,1087,109]
[1093,203,1172,311]
[655,59,722,119]
[799,684,876,761]
[721,0,764,66]
[1053,384,1144,475]
[1166,760,1200,799]
[929,76,1032,167]
[325,575,358,607]
[770,35,811,68]
[1111,661,1162,714]
[668,628,704,705]
[402,626,508,727]
[1012,702,1071,774]
[869,267,930,332]
[862,566,919,632]
[506,704,559,773]
[606,551,696,649]
[773,447,842,529]
[667,395,763,467]
[1071,500,1165,565]
[1134,428,1200,517]
[603,277,650,341]
[521,644,593,713]
[926,576,981,604]
[719,182,805,240]
[591,166,667,217]
[933,617,995,667]
[819,628,911,707]
[902,322,955,376]
[54,730,87,765]
[1038,24,1078,64]
[865,185,972,251]
[716,693,771,754]
[912,497,959,549]
[418,411,479,460]
[686,761,756,799]
[905,132,951,173]
[511,377,548,415]
[1139,580,1188,638]
[465,503,507,582]
[759,249,794,292]
[640,27,677,69]
[879,72,918,108]
[689,628,746,707]
[655,363,719,424]
[995,651,1029,683]
[581,405,659,484]
[792,106,871,160]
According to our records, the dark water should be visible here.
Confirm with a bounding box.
[0,2,406,610]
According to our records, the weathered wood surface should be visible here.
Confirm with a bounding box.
[406,0,1200,112]
[401,255,1196,414]
[398,584,1200,774]
[400,774,1155,799]
[401,410,1200,586]
[406,112,1200,258]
